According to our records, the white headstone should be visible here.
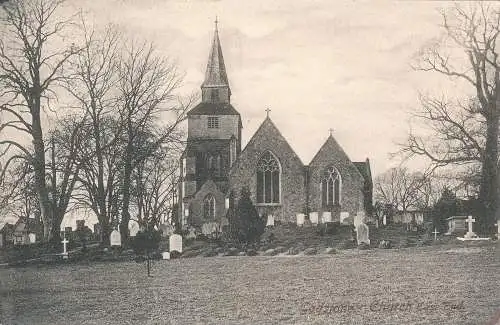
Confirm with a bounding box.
[356,222,370,245]
[321,212,332,223]
[296,213,305,226]
[28,233,36,244]
[61,235,69,259]
[464,216,476,238]
[354,210,366,229]
[266,215,275,227]
[340,211,350,223]
[129,222,140,237]
[110,230,121,247]
[162,252,170,260]
[169,234,182,253]
[309,212,319,225]
[383,215,387,226]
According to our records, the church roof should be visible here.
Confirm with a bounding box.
[202,24,230,90]
[354,159,372,184]
[187,102,240,116]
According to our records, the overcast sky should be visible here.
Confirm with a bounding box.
[65,0,473,179]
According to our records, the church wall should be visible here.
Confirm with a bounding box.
[188,181,226,226]
[308,154,365,219]
[229,121,306,223]
[188,115,240,140]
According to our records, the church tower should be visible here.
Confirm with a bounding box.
[179,20,242,227]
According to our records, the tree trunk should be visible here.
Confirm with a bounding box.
[478,111,499,235]
[120,146,133,244]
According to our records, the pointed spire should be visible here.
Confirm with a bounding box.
[201,17,230,103]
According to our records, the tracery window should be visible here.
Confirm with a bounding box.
[256,151,280,204]
[321,166,341,206]
[203,194,215,219]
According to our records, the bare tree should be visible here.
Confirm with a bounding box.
[400,3,500,234]
[65,25,122,244]
[131,151,179,229]
[0,0,81,241]
[374,167,430,214]
[116,42,191,242]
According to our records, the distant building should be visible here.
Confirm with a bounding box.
[0,223,15,248]
[12,218,42,245]
[178,22,373,230]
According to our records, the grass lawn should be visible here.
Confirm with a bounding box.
[0,245,499,325]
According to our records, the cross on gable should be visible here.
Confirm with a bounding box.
[265,107,271,117]
[329,128,334,136]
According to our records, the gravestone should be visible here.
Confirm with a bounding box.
[383,215,387,226]
[162,252,170,260]
[129,222,140,237]
[296,213,305,226]
[340,211,350,224]
[321,211,332,223]
[110,230,121,247]
[354,210,366,229]
[464,216,477,239]
[266,215,275,227]
[169,234,182,253]
[28,233,36,244]
[356,222,370,246]
[309,212,319,225]
[61,235,69,259]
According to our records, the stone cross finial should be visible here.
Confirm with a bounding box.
[432,228,439,241]
[329,128,334,136]
[215,16,219,31]
[265,107,271,117]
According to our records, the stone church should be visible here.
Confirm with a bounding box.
[179,24,372,229]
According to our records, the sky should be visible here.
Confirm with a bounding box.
[3,0,489,227]
[63,0,470,178]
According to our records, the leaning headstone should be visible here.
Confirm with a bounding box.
[321,211,332,223]
[169,234,183,253]
[309,212,319,225]
[340,211,350,224]
[266,215,275,227]
[356,222,370,246]
[296,213,305,226]
[28,233,36,244]
[110,230,121,247]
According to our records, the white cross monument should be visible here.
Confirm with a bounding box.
[432,228,439,241]
[464,216,476,238]
[61,232,69,259]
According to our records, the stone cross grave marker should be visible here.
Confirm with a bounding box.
[110,229,121,247]
[432,228,439,241]
[321,212,332,223]
[266,215,275,227]
[296,213,305,226]
[169,234,183,253]
[61,234,69,259]
[309,212,319,225]
[356,222,370,246]
[464,216,476,238]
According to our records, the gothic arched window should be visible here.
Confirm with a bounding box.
[256,151,280,204]
[216,155,222,176]
[203,194,215,219]
[321,166,341,207]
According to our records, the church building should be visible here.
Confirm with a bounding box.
[178,23,372,229]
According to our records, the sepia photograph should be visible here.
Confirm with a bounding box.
[0,0,499,324]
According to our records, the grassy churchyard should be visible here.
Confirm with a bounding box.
[1,244,499,325]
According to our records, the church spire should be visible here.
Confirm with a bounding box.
[201,17,231,103]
